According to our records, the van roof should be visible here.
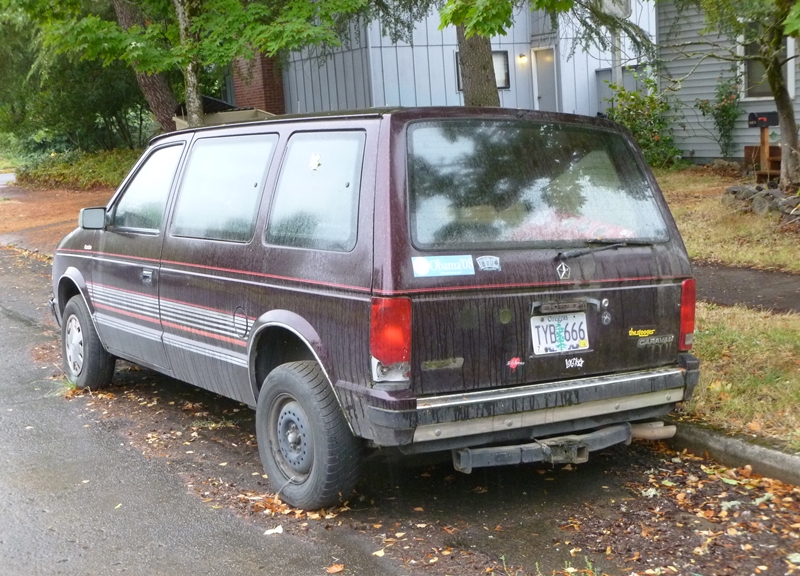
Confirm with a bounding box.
[150,106,624,146]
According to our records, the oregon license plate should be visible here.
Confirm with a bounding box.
[531,312,589,355]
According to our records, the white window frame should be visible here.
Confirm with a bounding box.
[456,51,511,91]
[737,35,796,101]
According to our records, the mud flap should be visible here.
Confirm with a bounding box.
[452,423,632,474]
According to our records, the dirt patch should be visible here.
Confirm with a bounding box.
[0,185,113,255]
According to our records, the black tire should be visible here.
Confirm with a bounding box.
[256,361,360,509]
[61,296,115,390]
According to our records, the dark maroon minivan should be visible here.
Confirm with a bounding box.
[50,107,699,509]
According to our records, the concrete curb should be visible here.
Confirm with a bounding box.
[668,422,800,486]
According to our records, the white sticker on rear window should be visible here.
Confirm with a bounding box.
[412,256,475,277]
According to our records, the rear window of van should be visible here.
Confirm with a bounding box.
[407,120,669,250]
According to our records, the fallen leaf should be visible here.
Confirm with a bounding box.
[413,507,424,512]
[416,524,427,528]
[372,549,385,557]
[264,525,283,535]
[326,564,344,574]
[443,526,457,534]
[395,532,406,538]
[746,421,762,432]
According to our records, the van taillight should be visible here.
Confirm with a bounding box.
[679,278,696,351]
[370,297,411,365]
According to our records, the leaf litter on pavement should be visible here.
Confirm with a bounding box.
[559,443,800,575]
[64,370,799,575]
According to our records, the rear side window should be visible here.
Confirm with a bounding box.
[407,120,669,249]
[172,134,278,242]
[266,131,365,252]
[113,144,184,231]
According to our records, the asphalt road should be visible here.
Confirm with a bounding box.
[0,248,403,576]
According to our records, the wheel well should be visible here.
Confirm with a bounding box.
[253,326,317,394]
[58,278,82,317]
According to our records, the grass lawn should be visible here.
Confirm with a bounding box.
[689,303,800,452]
[0,152,19,173]
[655,167,800,452]
[654,167,800,273]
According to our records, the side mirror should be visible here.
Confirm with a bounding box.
[79,207,107,230]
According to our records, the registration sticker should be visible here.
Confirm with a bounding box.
[412,256,475,277]
[532,312,589,355]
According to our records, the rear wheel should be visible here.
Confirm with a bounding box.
[256,361,360,509]
[61,296,115,389]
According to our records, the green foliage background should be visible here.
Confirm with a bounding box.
[606,74,684,168]
[16,149,141,189]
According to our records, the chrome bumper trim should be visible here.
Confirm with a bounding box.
[413,387,684,442]
[417,367,684,409]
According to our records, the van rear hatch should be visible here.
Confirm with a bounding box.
[381,113,693,398]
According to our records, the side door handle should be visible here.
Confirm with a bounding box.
[142,268,155,285]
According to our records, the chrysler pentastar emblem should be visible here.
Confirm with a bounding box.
[556,262,570,280]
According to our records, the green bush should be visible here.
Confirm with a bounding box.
[695,72,742,159]
[16,148,141,190]
[606,73,684,168]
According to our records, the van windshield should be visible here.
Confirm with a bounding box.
[407,120,669,249]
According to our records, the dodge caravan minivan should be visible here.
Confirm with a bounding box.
[50,107,699,509]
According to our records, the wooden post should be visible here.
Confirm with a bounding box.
[760,125,770,173]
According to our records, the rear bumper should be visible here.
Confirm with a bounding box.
[365,354,700,448]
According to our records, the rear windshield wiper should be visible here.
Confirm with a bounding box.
[556,239,652,260]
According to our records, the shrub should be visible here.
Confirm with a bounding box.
[16,148,141,190]
[695,72,742,159]
[606,73,684,168]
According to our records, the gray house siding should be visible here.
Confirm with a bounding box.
[283,22,373,114]
[657,0,800,161]
[556,0,655,116]
[282,2,659,118]
[366,5,535,110]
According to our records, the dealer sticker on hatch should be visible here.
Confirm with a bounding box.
[412,255,475,277]
[532,312,589,355]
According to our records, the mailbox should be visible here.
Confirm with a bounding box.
[748,111,780,128]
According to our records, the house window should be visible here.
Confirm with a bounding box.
[456,51,510,91]
[740,34,795,99]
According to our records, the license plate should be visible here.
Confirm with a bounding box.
[531,312,589,355]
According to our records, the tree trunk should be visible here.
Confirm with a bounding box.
[111,0,177,133]
[765,3,800,191]
[172,0,203,128]
[456,25,500,107]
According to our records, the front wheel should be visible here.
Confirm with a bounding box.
[61,296,115,390]
[256,361,360,509]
